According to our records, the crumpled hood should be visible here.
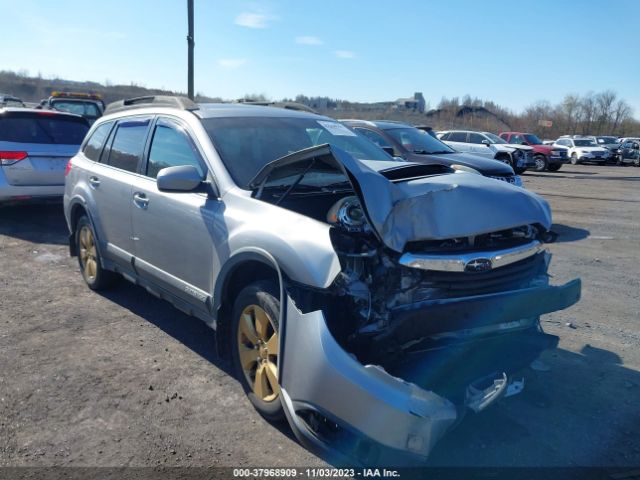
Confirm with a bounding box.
[251,144,552,253]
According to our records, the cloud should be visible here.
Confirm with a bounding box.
[218,58,247,69]
[234,12,278,28]
[334,50,356,59]
[295,36,324,46]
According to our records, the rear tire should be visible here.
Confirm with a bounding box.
[75,216,117,290]
[547,163,562,172]
[533,155,548,172]
[231,280,285,422]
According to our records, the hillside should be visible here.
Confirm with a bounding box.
[0,70,221,105]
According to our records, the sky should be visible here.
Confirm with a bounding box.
[2,0,640,115]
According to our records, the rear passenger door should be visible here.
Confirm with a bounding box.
[86,117,151,272]
[130,116,218,314]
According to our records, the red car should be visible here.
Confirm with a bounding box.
[499,132,568,172]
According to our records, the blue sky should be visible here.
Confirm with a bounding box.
[2,0,639,115]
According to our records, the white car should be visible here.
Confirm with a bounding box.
[437,130,534,174]
[553,138,610,165]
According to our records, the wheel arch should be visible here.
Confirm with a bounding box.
[213,249,285,357]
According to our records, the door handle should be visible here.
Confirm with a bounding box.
[88,176,100,188]
[133,192,149,209]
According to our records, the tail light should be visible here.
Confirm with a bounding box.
[64,159,73,176]
[0,151,28,166]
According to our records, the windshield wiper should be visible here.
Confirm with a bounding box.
[412,149,453,155]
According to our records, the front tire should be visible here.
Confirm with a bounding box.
[547,163,562,172]
[533,155,548,172]
[570,153,579,165]
[231,280,284,422]
[76,216,117,290]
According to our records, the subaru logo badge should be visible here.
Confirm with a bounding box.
[465,258,493,272]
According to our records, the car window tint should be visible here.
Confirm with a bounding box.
[107,119,150,173]
[468,133,485,144]
[355,128,392,148]
[146,124,204,179]
[83,122,112,161]
[511,134,524,144]
[0,113,89,145]
[449,132,467,142]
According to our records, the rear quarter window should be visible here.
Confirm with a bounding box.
[0,112,89,145]
[83,122,113,161]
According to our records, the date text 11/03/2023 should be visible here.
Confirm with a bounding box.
[232,468,401,478]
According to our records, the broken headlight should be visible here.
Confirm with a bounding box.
[327,196,366,232]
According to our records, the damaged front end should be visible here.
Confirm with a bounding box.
[251,144,581,462]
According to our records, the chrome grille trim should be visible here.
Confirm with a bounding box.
[399,240,544,272]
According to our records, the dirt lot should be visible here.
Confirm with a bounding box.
[0,164,639,469]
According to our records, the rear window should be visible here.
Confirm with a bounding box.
[0,112,89,145]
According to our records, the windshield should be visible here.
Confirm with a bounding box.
[524,134,543,145]
[484,132,507,144]
[574,139,597,147]
[202,116,393,188]
[385,127,454,154]
[51,100,101,119]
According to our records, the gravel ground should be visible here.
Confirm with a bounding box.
[0,164,638,470]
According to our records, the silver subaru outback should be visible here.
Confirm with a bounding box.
[63,96,581,465]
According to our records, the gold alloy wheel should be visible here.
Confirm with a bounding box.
[237,304,280,402]
[78,225,98,282]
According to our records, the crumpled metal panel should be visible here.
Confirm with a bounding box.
[331,146,553,252]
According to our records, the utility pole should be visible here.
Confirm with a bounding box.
[187,0,195,100]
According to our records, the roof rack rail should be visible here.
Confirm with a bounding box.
[104,95,198,115]
[235,100,318,114]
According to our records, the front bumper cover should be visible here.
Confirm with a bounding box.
[279,278,581,464]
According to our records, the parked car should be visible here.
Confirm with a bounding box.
[569,136,620,163]
[437,130,535,174]
[553,137,610,164]
[0,108,89,203]
[40,91,105,125]
[0,94,25,108]
[616,140,640,166]
[340,120,522,187]
[499,132,569,172]
[64,96,580,465]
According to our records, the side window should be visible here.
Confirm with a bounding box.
[439,132,450,141]
[83,122,113,161]
[468,133,485,144]
[355,128,392,148]
[146,122,205,179]
[107,118,151,173]
[510,134,524,144]
[449,132,468,142]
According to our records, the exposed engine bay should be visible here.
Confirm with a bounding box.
[252,146,581,404]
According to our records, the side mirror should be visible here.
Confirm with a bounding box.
[520,141,528,145]
[481,139,491,146]
[382,146,396,156]
[157,165,204,192]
